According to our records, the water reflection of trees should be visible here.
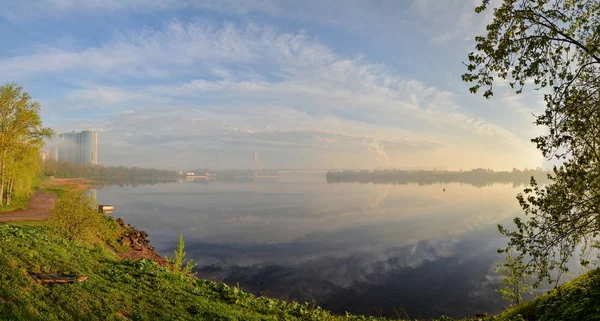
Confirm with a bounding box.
[90,178,179,188]
[44,160,179,181]
[42,160,183,188]
[326,169,551,188]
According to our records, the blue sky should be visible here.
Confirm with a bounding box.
[0,0,547,170]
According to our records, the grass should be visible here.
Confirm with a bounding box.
[0,195,30,212]
[1,180,599,321]
[38,178,85,195]
[495,268,600,321]
[0,222,415,321]
[0,186,411,320]
[37,185,68,195]
[9,219,600,321]
[0,175,65,213]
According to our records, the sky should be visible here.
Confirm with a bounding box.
[0,0,549,170]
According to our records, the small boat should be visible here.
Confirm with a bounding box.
[98,205,114,214]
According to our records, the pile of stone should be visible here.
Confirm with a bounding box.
[115,218,165,265]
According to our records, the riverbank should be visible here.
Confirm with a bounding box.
[39,177,95,191]
[0,220,392,320]
[0,182,445,320]
[0,177,94,222]
[2,216,598,321]
[0,183,386,320]
[0,181,597,320]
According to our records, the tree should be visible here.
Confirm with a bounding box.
[0,83,52,206]
[463,0,600,286]
[5,143,41,205]
[496,249,532,307]
[41,159,179,183]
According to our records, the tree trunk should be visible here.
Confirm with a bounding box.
[7,178,13,206]
[0,158,4,207]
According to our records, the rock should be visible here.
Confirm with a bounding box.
[120,236,131,246]
[77,276,88,283]
[115,218,166,266]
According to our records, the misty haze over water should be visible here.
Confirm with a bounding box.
[95,171,575,319]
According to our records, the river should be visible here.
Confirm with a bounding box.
[96,171,545,319]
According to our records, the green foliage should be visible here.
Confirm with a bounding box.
[499,268,600,321]
[464,0,600,285]
[48,188,119,245]
[0,223,408,321]
[43,159,179,183]
[7,195,599,320]
[402,269,600,320]
[495,250,532,307]
[165,234,197,276]
[0,195,29,212]
[38,184,69,196]
[0,82,52,207]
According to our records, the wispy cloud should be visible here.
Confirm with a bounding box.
[0,3,544,169]
[411,0,499,45]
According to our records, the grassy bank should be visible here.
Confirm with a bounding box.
[0,221,399,321]
[1,185,598,320]
[0,184,398,321]
[0,176,91,213]
[497,268,600,321]
[4,219,599,321]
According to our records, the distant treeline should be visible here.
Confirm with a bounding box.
[326,169,552,187]
[43,160,179,183]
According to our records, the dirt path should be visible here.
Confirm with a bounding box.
[0,192,57,222]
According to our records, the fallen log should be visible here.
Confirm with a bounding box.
[28,272,88,284]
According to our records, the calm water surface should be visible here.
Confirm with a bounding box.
[98,171,530,319]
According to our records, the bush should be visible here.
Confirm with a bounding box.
[166,234,197,276]
[48,188,116,244]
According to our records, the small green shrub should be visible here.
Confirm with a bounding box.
[166,234,197,276]
[48,188,117,245]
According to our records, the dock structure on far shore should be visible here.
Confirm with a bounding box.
[185,172,217,181]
